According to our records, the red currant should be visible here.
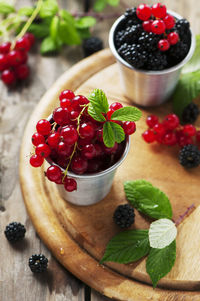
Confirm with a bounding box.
[104,142,118,154]
[70,110,79,120]
[15,36,31,52]
[30,154,44,167]
[123,121,136,135]
[57,156,68,169]
[47,132,60,148]
[183,124,196,137]
[158,39,170,51]
[163,114,179,130]
[136,4,152,21]
[107,109,114,120]
[0,42,11,54]
[35,143,51,158]
[163,14,175,29]
[64,177,77,192]
[87,160,101,173]
[57,142,73,156]
[94,143,103,156]
[61,125,78,145]
[178,135,193,148]
[196,131,200,142]
[0,54,9,71]
[142,20,153,32]
[15,64,29,80]
[110,102,123,111]
[46,165,62,182]
[7,50,23,67]
[152,3,167,18]
[71,156,88,174]
[82,144,96,159]
[76,95,89,106]
[163,132,177,146]
[96,128,103,142]
[59,89,75,101]
[167,32,179,45]
[36,119,51,135]
[60,98,72,110]
[79,122,95,139]
[53,107,69,126]
[146,115,159,128]
[32,132,45,146]
[142,129,155,143]
[24,33,35,47]
[20,50,28,64]
[1,69,16,85]
[151,20,166,35]
[153,123,166,137]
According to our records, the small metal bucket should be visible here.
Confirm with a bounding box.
[46,138,130,206]
[109,11,196,107]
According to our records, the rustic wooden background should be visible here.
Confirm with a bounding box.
[0,1,200,301]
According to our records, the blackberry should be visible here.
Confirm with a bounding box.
[146,51,168,70]
[123,24,142,43]
[124,47,147,69]
[4,222,26,242]
[82,37,103,57]
[113,204,135,228]
[175,19,190,38]
[124,7,142,24]
[115,30,126,47]
[168,41,189,62]
[179,144,200,168]
[29,254,48,273]
[138,32,161,52]
[182,103,199,124]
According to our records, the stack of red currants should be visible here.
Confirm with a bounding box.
[0,33,35,86]
[30,89,138,192]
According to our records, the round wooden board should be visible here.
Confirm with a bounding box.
[20,49,200,301]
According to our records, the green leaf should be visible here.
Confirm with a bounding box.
[88,89,109,114]
[111,106,142,122]
[39,0,58,18]
[149,219,177,249]
[40,36,60,54]
[101,230,150,264]
[27,22,50,38]
[58,20,81,45]
[50,15,60,43]
[172,70,200,119]
[18,7,34,16]
[60,9,75,25]
[182,35,200,74]
[77,28,91,39]
[93,0,107,12]
[124,180,173,220]
[75,16,96,29]
[146,240,176,288]
[88,104,106,122]
[0,1,15,14]
[107,0,119,6]
[109,122,125,143]
[103,122,115,148]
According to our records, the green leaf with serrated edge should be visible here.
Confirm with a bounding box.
[109,122,125,143]
[172,71,200,119]
[100,230,150,264]
[88,104,106,122]
[107,0,119,6]
[40,36,60,54]
[103,122,115,148]
[18,7,34,16]
[111,107,142,122]
[50,16,60,43]
[149,219,177,249]
[124,181,172,220]
[58,20,81,45]
[39,0,58,18]
[26,22,50,38]
[75,16,96,29]
[146,240,176,288]
[88,89,109,114]
[0,1,15,14]
[94,0,107,12]
[60,10,75,25]
[182,35,200,74]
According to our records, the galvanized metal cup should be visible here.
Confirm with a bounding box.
[109,11,196,107]
[46,136,130,206]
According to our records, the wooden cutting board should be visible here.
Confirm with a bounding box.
[20,49,200,301]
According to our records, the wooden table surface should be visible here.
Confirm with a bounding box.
[0,1,200,301]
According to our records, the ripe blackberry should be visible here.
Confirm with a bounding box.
[168,41,189,62]
[124,24,142,43]
[182,103,199,124]
[124,7,142,24]
[115,30,126,47]
[175,19,190,38]
[29,254,48,273]
[179,144,200,168]
[124,47,147,69]
[4,222,26,242]
[113,204,135,228]
[146,51,168,70]
[82,37,103,57]
[138,32,161,52]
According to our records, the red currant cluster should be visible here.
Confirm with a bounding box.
[142,113,200,148]
[136,3,179,51]
[0,33,35,86]
[30,89,136,192]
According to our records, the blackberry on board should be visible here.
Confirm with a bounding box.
[82,37,103,57]
[4,222,26,242]
[182,103,199,124]
[29,254,48,273]
[179,144,200,168]
[113,204,135,228]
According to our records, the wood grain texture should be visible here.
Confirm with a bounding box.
[20,49,200,300]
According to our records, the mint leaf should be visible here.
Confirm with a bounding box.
[103,122,115,148]
[146,240,176,288]
[60,10,75,25]
[88,104,106,122]
[182,35,200,74]
[58,20,81,45]
[77,28,91,39]
[50,16,60,43]
[40,36,60,54]
[18,7,34,16]
[39,0,58,18]
[101,230,150,264]
[124,181,172,220]
[125,180,153,191]
[94,0,107,12]
[0,1,15,14]
[107,0,120,6]
[27,22,50,38]
[88,89,109,114]
[75,16,96,29]
[109,122,125,143]
[172,71,200,118]
[111,106,142,122]
[149,219,177,249]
